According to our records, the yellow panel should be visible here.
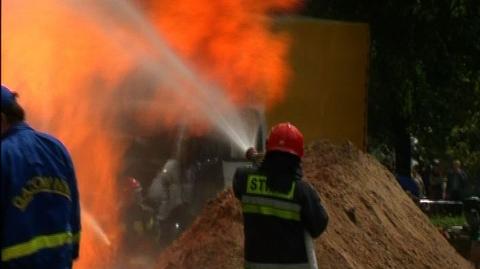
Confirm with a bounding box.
[268,17,370,150]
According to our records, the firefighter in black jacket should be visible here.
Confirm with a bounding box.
[233,122,328,269]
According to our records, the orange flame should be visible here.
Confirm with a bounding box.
[2,0,297,268]
[146,0,296,106]
[2,1,132,268]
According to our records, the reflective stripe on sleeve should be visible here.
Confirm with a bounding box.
[242,195,301,221]
[245,261,311,269]
[1,231,80,262]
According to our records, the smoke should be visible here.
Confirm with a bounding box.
[1,0,297,267]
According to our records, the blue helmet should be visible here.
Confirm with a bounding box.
[1,85,17,108]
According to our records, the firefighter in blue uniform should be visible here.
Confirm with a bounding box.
[233,122,328,269]
[1,85,81,269]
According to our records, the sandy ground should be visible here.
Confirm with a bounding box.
[155,141,473,269]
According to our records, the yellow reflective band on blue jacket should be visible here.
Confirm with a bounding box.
[242,203,301,221]
[246,175,296,200]
[1,231,80,262]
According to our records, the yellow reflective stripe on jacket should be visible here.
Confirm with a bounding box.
[242,195,301,212]
[242,203,301,221]
[1,232,80,262]
[246,175,296,200]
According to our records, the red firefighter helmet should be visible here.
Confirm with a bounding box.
[124,177,142,193]
[266,122,304,158]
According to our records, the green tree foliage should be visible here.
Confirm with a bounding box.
[303,0,480,178]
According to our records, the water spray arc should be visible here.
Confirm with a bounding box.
[78,0,256,152]
[82,208,111,247]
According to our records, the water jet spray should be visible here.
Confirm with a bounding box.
[82,208,111,247]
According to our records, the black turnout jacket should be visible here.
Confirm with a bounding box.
[233,152,328,268]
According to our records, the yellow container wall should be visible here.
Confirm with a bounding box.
[268,17,370,150]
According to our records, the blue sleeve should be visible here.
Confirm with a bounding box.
[64,150,81,259]
[0,145,12,254]
[0,146,9,201]
[0,149,6,255]
[71,174,81,259]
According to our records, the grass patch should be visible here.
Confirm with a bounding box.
[429,215,466,229]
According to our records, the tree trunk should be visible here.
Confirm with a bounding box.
[393,116,412,177]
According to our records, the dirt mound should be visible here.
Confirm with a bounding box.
[156,141,473,269]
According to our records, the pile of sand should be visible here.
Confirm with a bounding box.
[156,141,473,269]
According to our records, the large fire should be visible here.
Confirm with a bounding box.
[1,0,296,268]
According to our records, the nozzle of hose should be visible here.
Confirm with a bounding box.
[245,147,258,161]
[245,147,264,165]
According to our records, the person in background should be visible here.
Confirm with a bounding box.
[446,160,468,201]
[411,163,426,198]
[474,176,480,198]
[395,173,420,199]
[233,122,328,269]
[419,161,431,198]
[378,156,419,199]
[1,85,81,269]
[429,159,447,200]
[120,177,153,239]
[464,197,480,268]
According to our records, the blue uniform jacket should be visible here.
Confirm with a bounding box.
[1,122,81,269]
[395,174,420,198]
